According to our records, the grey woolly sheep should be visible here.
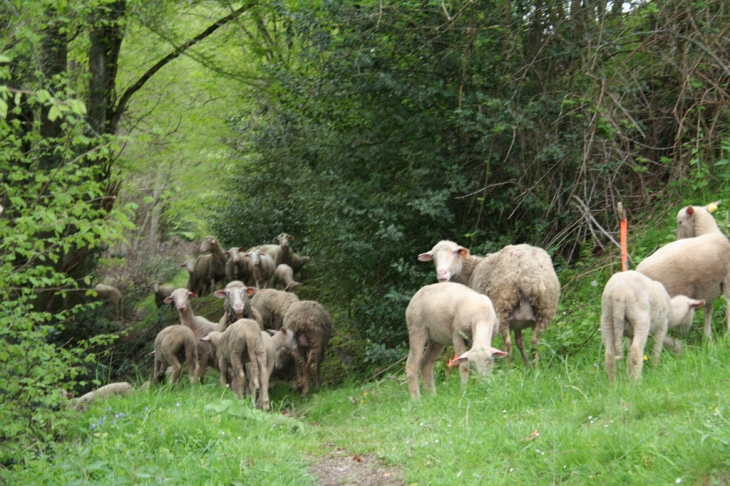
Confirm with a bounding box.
[282,300,331,397]
[264,233,294,267]
[405,282,507,400]
[148,282,175,309]
[201,319,268,408]
[164,288,218,382]
[260,328,298,395]
[152,325,199,385]
[246,248,276,289]
[189,236,227,295]
[637,207,730,340]
[289,254,310,277]
[600,271,704,382]
[71,382,134,410]
[92,283,123,321]
[225,247,253,285]
[272,264,302,292]
[418,240,560,365]
[251,288,300,330]
[214,280,262,331]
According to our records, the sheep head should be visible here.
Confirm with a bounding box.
[418,240,469,282]
[164,288,197,311]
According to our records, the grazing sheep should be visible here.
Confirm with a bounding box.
[272,264,302,292]
[148,282,175,309]
[164,288,218,382]
[200,319,268,408]
[152,325,199,385]
[601,271,705,382]
[405,282,507,400]
[71,382,134,410]
[189,236,227,295]
[92,283,123,321]
[251,288,300,330]
[418,240,560,365]
[225,247,253,285]
[282,300,331,397]
[247,248,276,289]
[637,211,730,339]
[214,280,262,331]
[676,201,721,239]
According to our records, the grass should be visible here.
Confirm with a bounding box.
[6,335,730,485]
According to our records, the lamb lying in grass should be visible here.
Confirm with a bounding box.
[405,282,507,400]
[601,271,704,382]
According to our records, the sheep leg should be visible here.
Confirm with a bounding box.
[230,356,246,398]
[529,320,549,365]
[406,332,428,401]
[256,352,270,410]
[627,324,648,379]
[197,344,210,383]
[650,322,668,366]
[662,334,685,354]
[703,301,714,341]
[452,333,470,384]
[420,342,444,396]
[218,357,229,388]
[514,329,529,366]
[499,321,513,358]
[154,358,165,383]
[300,348,315,397]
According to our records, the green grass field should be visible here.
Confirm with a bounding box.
[7,333,730,485]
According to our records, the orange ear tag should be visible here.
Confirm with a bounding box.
[447,354,459,368]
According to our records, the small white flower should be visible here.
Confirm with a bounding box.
[676,479,682,484]
[503,410,507,413]
[509,468,514,473]
[591,280,598,287]
[435,439,439,443]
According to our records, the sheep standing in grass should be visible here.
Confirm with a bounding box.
[152,325,199,385]
[260,328,298,397]
[282,300,331,397]
[251,289,300,330]
[189,236,227,295]
[225,247,253,286]
[148,282,175,309]
[164,288,218,382]
[601,271,705,382]
[247,248,276,289]
[418,240,560,365]
[637,205,730,340]
[264,233,294,267]
[272,264,302,292]
[200,319,268,408]
[92,283,123,321]
[215,280,262,331]
[405,282,507,400]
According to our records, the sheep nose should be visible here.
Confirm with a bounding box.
[234,304,243,312]
[177,304,186,311]
[437,270,450,282]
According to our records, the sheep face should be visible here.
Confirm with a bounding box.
[214,282,256,319]
[274,233,292,250]
[418,240,470,282]
[452,346,507,375]
[164,288,197,311]
[247,249,263,265]
[199,236,218,254]
[669,296,705,330]
[226,247,241,263]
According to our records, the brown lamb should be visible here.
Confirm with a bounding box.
[283,300,332,397]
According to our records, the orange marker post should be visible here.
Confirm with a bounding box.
[618,202,628,272]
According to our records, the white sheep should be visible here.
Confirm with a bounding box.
[148,282,175,309]
[92,283,123,321]
[246,248,276,289]
[418,240,560,365]
[272,264,302,292]
[405,282,507,400]
[601,271,704,382]
[637,204,730,340]
[152,325,199,385]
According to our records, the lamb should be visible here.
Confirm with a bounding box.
[418,240,560,365]
[225,247,253,285]
[189,236,227,295]
[251,288,300,330]
[247,248,276,289]
[214,280,262,331]
[282,300,332,397]
[600,271,705,382]
[148,282,175,309]
[92,283,123,321]
[70,382,134,410]
[152,324,199,385]
[163,288,218,382]
[200,319,268,408]
[260,328,298,394]
[264,233,294,267]
[676,201,721,239]
[272,264,302,292]
[637,207,730,340]
[405,282,507,400]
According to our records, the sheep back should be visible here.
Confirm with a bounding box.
[251,288,300,330]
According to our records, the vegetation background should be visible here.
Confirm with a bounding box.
[1,0,729,483]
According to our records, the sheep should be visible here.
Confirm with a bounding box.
[189,236,227,295]
[251,288,300,330]
[148,282,175,309]
[272,264,302,292]
[214,280,262,331]
[282,300,331,397]
[676,201,721,239]
[262,233,294,268]
[225,247,253,285]
[600,271,705,382]
[247,248,276,289]
[289,253,310,277]
[405,282,507,400]
[163,288,218,382]
[70,382,134,411]
[91,283,123,321]
[260,328,298,394]
[152,325,199,385]
[636,212,730,340]
[418,240,560,365]
[200,319,268,408]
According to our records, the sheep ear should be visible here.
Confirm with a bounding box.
[450,351,469,366]
[163,296,174,304]
[266,329,278,335]
[188,292,198,298]
[200,335,211,342]
[686,206,695,216]
[245,287,257,296]
[489,347,508,358]
[223,251,229,256]
[457,247,470,259]
[213,290,227,299]
[690,299,706,308]
[418,251,434,262]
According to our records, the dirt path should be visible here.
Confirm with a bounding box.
[308,447,404,486]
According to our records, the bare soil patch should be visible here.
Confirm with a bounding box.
[308,447,404,486]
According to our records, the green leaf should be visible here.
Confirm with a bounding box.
[0,98,7,118]
[48,104,60,122]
